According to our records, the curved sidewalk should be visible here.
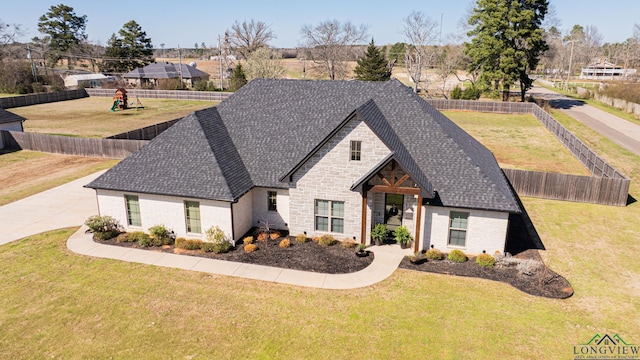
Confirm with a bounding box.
[67,227,411,290]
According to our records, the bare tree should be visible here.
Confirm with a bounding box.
[246,48,285,80]
[300,19,368,80]
[402,11,439,92]
[229,19,275,60]
[0,20,22,60]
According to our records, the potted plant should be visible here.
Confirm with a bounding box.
[371,223,387,246]
[355,243,369,257]
[394,225,412,249]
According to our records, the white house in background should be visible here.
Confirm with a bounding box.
[86,79,522,255]
[580,58,637,79]
[0,108,25,149]
[64,74,114,89]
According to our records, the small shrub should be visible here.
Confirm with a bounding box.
[341,239,356,248]
[205,225,228,244]
[128,231,150,244]
[448,249,467,263]
[176,238,203,250]
[243,236,254,245]
[85,215,121,240]
[311,236,320,243]
[410,251,426,262]
[201,241,232,253]
[244,243,257,253]
[115,233,130,243]
[138,234,160,247]
[279,239,290,248]
[294,234,308,244]
[318,234,337,246]
[148,224,171,239]
[257,232,268,242]
[356,243,367,252]
[450,85,462,99]
[269,231,281,240]
[476,253,495,268]
[201,242,216,252]
[425,248,443,260]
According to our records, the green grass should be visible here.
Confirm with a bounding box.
[10,97,216,138]
[443,111,590,175]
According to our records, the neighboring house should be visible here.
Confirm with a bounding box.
[64,74,114,89]
[123,62,210,88]
[0,108,25,149]
[580,58,637,79]
[86,79,522,255]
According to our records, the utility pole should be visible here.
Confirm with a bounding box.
[27,45,38,83]
[218,35,223,89]
[178,45,183,89]
[565,40,575,91]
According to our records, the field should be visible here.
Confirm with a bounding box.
[0,105,638,357]
[10,97,215,138]
[443,111,591,175]
[0,150,117,206]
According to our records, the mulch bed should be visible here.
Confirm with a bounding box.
[399,250,573,299]
[94,236,374,274]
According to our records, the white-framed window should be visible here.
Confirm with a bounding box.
[125,195,141,227]
[315,199,344,233]
[267,191,277,211]
[350,140,361,161]
[184,201,202,234]
[448,211,469,247]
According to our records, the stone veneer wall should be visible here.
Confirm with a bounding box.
[287,117,391,241]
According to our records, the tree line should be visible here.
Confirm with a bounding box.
[1,1,639,100]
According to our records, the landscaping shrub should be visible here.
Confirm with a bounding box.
[84,215,121,240]
[200,241,231,253]
[257,232,268,242]
[205,225,227,244]
[425,248,443,260]
[476,253,496,268]
[294,234,308,244]
[128,231,150,244]
[148,224,174,245]
[317,234,337,246]
[244,243,257,253]
[270,231,281,240]
[176,238,203,250]
[138,234,160,247]
[448,249,467,263]
[243,236,254,245]
[279,239,290,248]
[341,239,356,248]
[201,242,216,252]
[356,243,367,252]
[115,233,130,243]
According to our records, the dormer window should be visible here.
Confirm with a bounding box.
[350,140,361,161]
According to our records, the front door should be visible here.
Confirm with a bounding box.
[384,193,403,233]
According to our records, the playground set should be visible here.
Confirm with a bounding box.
[111,88,144,112]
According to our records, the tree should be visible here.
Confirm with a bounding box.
[300,19,368,80]
[37,4,87,68]
[101,20,153,73]
[388,42,406,64]
[229,64,247,91]
[0,20,22,61]
[246,48,285,80]
[229,19,275,59]
[401,11,439,92]
[465,0,548,101]
[354,38,391,81]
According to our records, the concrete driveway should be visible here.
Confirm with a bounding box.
[529,85,640,157]
[0,171,104,246]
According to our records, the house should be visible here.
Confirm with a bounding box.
[86,79,521,255]
[123,62,210,88]
[580,58,637,79]
[64,73,114,89]
[0,108,25,149]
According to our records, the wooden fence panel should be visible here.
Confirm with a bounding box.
[0,89,88,109]
[0,130,148,159]
[84,88,232,102]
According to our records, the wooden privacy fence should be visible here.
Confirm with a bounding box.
[1,130,148,159]
[0,89,88,109]
[428,99,630,206]
[107,118,181,140]
[503,169,629,207]
[85,88,232,102]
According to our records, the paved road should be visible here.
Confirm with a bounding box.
[529,85,640,157]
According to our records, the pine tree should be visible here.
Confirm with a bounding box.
[229,64,247,91]
[101,20,153,73]
[354,39,391,81]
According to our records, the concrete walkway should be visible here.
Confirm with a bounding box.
[0,170,410,289]
[530,84,640,157]
[67,228,411,289]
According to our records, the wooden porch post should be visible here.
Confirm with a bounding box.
[360,189,368,245]
[414,194,423,253]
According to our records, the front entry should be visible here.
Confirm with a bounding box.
[384,193,403,232]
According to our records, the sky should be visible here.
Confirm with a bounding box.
[2,0,639,49]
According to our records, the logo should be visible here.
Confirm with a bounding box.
[574,334,639,359]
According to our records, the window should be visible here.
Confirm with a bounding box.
[185,201,202,234]
[125,195,141,227]
[448,211,469,247]
[315,199,344,233]
[267,191,277,211]
[350,140,361,161]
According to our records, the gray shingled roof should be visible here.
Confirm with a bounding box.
[88,79,521,213]
[0,108,25,125]
[123,62,209,79]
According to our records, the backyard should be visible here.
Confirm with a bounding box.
[0,105,638,358]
